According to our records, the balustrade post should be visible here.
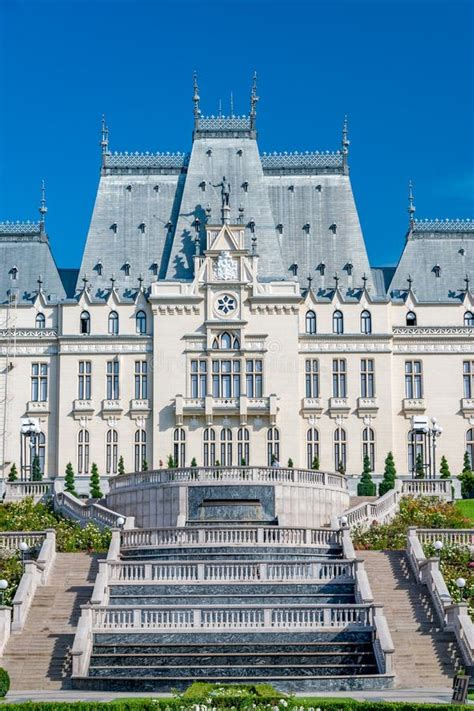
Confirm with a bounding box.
[257,527,264,544]
[323,607,332,627]
[263,608,272,628]
[259,563,267,580]
[198,529,205,544]
[144,563,152,580]
[132,609,141,628]
[197,563,205,581]
[193,608,202,628]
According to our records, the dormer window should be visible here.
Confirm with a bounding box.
[464,312,474,327]
[317,263,326,276]
[126,184,132,192]
[333,310,344,335]
[80,311,90,335]
[136,310,147,335]
[345,263,353,276]
[305,310,316,335]
[433,265,441,278]
[96,262,103,276]
[9,266,18,281]
[150,262,158,277]
[153,184,160,192]
[35,313,45,329]
[123,262,131,277]
[138,223,146,234]
[406,311,417,326]
[110,223,118,234]
[276,224,283,234]
[303,223,310,234]
[360,310,372,335]
[108,311,119,335]
[242,181,249,192]
[329,223,337,235]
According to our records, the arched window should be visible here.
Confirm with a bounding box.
[466,429,474,469]
[220,428,233,466]
[362,427,375,471]
[108,311,119,335]
[78,429,90,474]
[267,427,280,466]
[407,430,426,475]
[136,310,147,335]
[237,427,250,465]
[212,332,240,350]
[80,311,90,335]
[106,429,118,474]
[334,428,346,472]
[360,310,372,335]
[203,427,216,467]
[173,427,186,467]
[306,428,319,469]
[333,310,344,335]
[464,312,474,327]
[305,310,316,335]
[406,311,417,326]
[35,313,45,329]
[134,429,146,472]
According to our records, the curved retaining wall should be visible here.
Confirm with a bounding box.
[106,466,349,529]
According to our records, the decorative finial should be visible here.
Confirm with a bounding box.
[110,273,116,289]
[465,274,470,292]
[334,272,339,289]
[138,273,144,290]
[193,71,200,129]
[39,179,47,232]
[251,233,258,256]
[307,274,313,290]
[342,115,349,173]
[407,274,413,290]
[238,205,245,224]
[82,274,89,289]
[101,114,109,156]
[37,275,43,292]
[205,203,212,220]
[408,180,416,228]
[230,91,234,117]
[362,273,368,288]
[250,71,259,131]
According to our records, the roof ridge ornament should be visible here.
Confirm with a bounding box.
[250,71,259,132]
[342,115,349,174]
[193,71,200,131]
[408,180,416,230]
[39,179,47,234]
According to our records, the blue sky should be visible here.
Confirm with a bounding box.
[0,0,472,269]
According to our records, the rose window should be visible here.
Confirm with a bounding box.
[216,294,237,315]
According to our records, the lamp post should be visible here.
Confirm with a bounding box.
[340,515,348,529]
[20,418,41,480]
[409,416,443,478]
[116,517,125,529]
[434,540,443,557]
[0,580,8,606]
[456,577,467,601]
[19,541,29,571]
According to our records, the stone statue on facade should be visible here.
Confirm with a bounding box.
[213,176,231,208]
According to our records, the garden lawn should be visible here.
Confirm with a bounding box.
[455,499,474,524]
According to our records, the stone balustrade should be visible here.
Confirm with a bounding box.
[11,529,56,632]
[109,465,346,491]
[415,529,474,547]
[4,480,53,504]
[54,491,134,530]
[0,531,47,550]
[120,525,342,549]
[89,603,375,631]
[406,527,474,676]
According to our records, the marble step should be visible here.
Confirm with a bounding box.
[88,663,379,678]
[107,593,355,606]
[90,651,375,667]
[92,641,374,655]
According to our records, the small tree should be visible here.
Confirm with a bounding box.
[190,457,197,467]
[215,459,221,466]
[7,463,18,482]
[118,456,125,476]
[31,456,42,481]
[379,451,396,496]
[462,451,471,474]
[439,455,451,479]
[357,455,376,496]
[415,452,425,479]
[64,462,77,497]
[459,468,474,499]
[287,458,294,468]
[337,460,346,476]
[167,454,175,469]
[311,455,320,471]
[89,463,103,499]
[241,458,246,466]
[142,459,148,471]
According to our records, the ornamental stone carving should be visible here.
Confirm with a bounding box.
[213,251,238,281]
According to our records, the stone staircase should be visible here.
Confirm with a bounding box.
[362,550,461,688]
[1,553,100,691]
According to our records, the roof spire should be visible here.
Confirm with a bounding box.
[193,71,200,130]
[37,274,43,293]
[250,71,259,132]
[230,91,234,117]
[39,179,47,233]
[408,180,416,229]
[101,114,109,162]
[465,274,470,292]
[342,115,349,174]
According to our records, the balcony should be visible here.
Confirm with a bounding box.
[357,397,379,416]
[328,397,351,417]
[72,399,94,420]
[26,400,50,416]
[402,398,426,415]
[129,399,151,419]
[174,394,278,425]
[461,398,474,418]
[101,399,123,418]
[301,397,324,416]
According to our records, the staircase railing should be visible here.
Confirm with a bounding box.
[4,480,54,504]
[406,526,474,676]
[54,491,134,530]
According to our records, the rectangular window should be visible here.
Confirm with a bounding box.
[405,360,423,399]
[78,361,91,399]
[31,363,48,402]
[360,359,375,398]
[246,359,263,397]
[212,360,241,398]
[106,360,120,399]
[332,359,347,397]
[464,361,474,399]
[190,360,207,398]
[134,361,148,399]
[305,359,319,398]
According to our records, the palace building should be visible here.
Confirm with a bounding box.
[1,76,474,485]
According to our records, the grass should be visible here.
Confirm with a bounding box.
[454,499,474,523]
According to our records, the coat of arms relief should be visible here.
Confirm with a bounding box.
[213,251,238,281]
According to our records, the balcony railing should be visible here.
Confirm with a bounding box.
[101,399,123,416]
[402,398,426,413]
[357,397,379,413]
[175,395,277,425]
[301,397,324,413]
[26,401,50,415]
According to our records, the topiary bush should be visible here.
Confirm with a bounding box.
[379,451,396,496]
[0,667,10,697]
[357,455,376,496]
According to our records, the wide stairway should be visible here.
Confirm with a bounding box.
[73,526,392,692]
[2,553,100,691]
[363,550,461,688]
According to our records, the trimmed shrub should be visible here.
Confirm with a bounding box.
[89,463,103,499]
[379,451,396,496]
[0,667,10,697]
[190,457,197,467]
[415,451,425,478]
[7,463,18,482]
[439,455,451,479]
[64,462,77,497]
[312,455,320,470]
[357,455,376,496]
[31,455,42,481]
[337,460,345,475]
[287,458,294,468]
[118,456,125,476]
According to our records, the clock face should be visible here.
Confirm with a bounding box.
[215,293,238,317]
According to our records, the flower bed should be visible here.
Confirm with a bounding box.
[423,541,474,618]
